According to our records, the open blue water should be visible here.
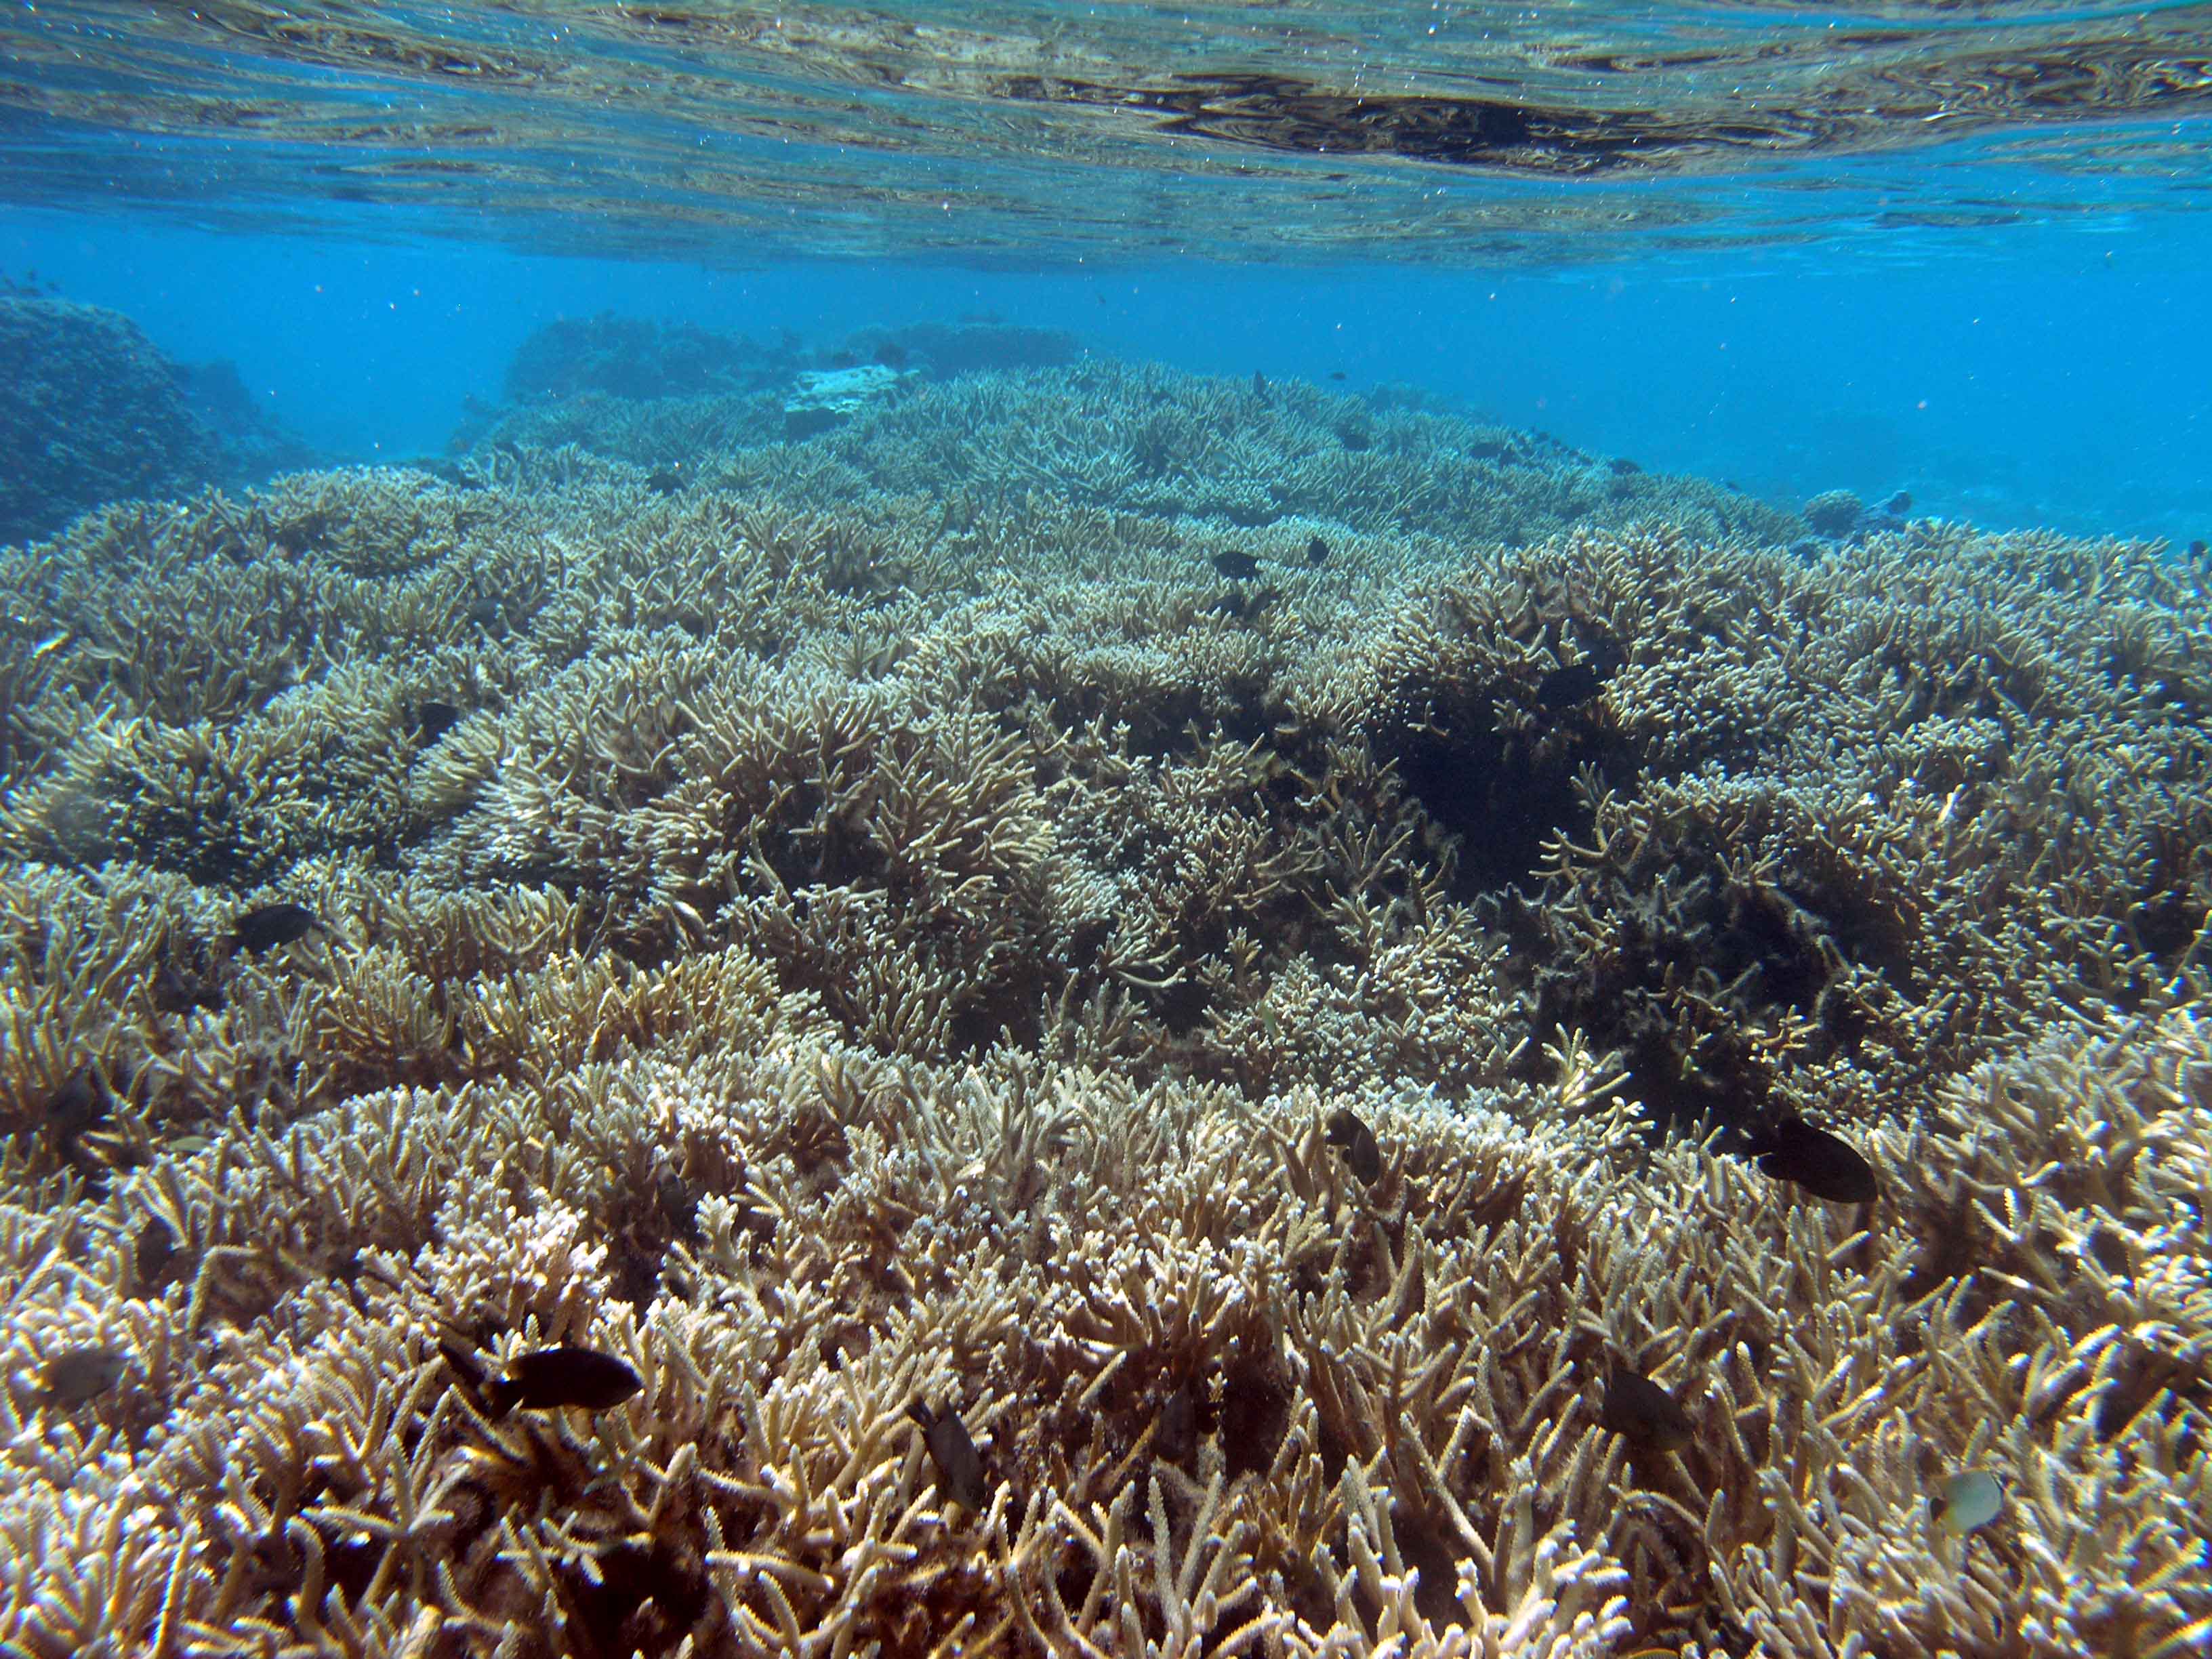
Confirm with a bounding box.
[1,0,2207,543]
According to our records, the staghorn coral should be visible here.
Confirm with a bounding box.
[460,355,1799,552]
[0,1015,2203,1656]
[1,365,2210,1655]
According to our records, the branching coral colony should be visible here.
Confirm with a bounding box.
[1,361,2209,1658]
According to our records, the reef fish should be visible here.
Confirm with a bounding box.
[135,1217,178,1286]
[1536,662,1603,710]
[41,1344,126,1407]
[1930,1469,2003,1536]
[1748,1114,1880,1204]
[907,1399,988,1511]
[1154,1379,1201,1466]
[1213,585,1277,623]
[1325,1109,1382,1184]
[230,903,319,955]
[411,700,463,745]
[1600,1361,1693,1453]
[153,958,223,1015]
[486,1346,642,1417]
[1306,535,1330,567]
[1212,550,1263,583]
[43,1064,108,1141]
[656,1166,699,1239]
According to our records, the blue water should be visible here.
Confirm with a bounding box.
[2,1,2208,538]
[3,204,2203,544]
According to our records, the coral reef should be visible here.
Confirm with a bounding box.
[501,312,803,405]
[783,365,909,439]
[472,317,1082,462]
[463,354,1796,551]
[839,319,1084,380]
[1,362,2209,1656]
[0,299,314,546]
[1799,487,1914,549]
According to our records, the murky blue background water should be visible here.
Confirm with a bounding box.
[2,0,2207,541]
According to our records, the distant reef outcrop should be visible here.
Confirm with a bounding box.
[494,310,1083,408]
[457,330,1792,551]
[455,312,1087,453]
[0,298,314,546]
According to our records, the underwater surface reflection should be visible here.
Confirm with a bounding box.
[1,1,2208,259]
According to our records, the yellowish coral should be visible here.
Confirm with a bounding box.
[0,395,2208,1656]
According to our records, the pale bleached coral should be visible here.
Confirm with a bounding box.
[2,1011,2203,1654]
[1,370,2209,1656]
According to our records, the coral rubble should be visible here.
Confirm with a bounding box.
[1,359,2208,1656]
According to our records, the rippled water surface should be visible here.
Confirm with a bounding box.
[5,1,2209,259]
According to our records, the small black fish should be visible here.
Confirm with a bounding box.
[1607,457,1642,475]
[41,1344,126,1408]
[43,1065,107,1140]
[1536,662,1603,710]
[134,1216,178,1287]
[485,1345,643,1418]
[1155,1379,1200,1465]
[1212,550,1262,583]
[152,958,222,1015]
[1212,586,1279,623]
[643,466,686,496]
[2190,539,2207,561]
[1600,1361,1692,1453]
[1539,663,1610,716]
[907,1399,989,1511]
[1325,1109,1381,1184]
[411,699,463,745]
[580,1536,712,1637]
[230,903,319,955]
[465,596,504,631]
[1328,369,1347,381]
[1305,535,1330,567]
[1251,369,1268,400]
[1748,1114,1879,1204]
[655,1168,699,1239]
